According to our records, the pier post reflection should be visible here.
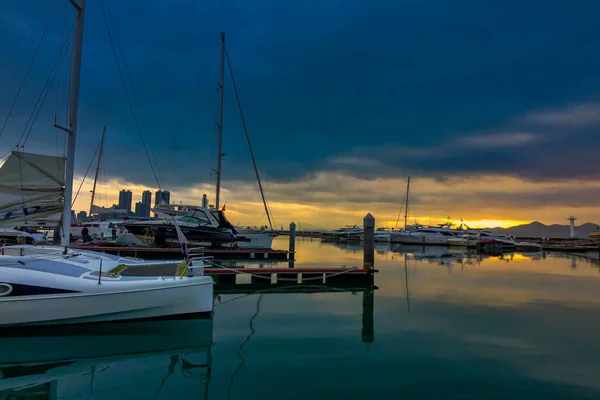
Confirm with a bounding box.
[361,289,375,343]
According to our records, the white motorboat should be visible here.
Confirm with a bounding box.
[475,231,517,248]
[235,226,278,249]
[447,233,479,247]
[374,228,393,242]
[0,1,214,328]
[70,220,126,241]
[0,227,48,245]
[391,227,458,245]
[153,204,277,249]
[323,225,364,240]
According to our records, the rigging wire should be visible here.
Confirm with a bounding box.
[225,49,274,230]
[72,142,101,207]
[0,0,60,142]
[102,0,164,189]
[99,0,163,190]
[19,22,76,147]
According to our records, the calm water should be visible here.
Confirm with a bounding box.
[2,237,600,399]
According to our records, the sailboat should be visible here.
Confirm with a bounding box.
[126,32,278,250]
[0,0,214,327]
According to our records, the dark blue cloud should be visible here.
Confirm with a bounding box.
[1,0,600,191]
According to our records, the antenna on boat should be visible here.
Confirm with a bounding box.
[55,0,85,254]
[215,32,225,210]
[89,126,105,216]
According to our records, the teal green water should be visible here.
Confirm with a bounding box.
[2,237,600,399]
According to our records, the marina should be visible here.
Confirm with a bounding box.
[1,0,600,398]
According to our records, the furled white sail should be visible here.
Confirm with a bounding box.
[0,151,66,227]
[91,205,128,215]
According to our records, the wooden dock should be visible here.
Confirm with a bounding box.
[71,245,289,260]
[120,263,376,293]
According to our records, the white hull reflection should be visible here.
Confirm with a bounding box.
[0,318,213,398]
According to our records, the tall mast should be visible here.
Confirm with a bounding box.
[89,126,105,216]
[215,32,225,209]
[60,0,86,252]
[403,176,411,230]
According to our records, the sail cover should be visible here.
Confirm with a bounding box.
[0,151,66,227]
[91,205,128,215]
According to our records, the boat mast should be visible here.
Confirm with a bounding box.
[403,176,411,230]
[59,0,86,253]
[215,32,225,209]
[89,126,105,216]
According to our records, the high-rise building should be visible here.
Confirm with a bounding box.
[141,190,152,217]
[118,189,133,213]
[76,211,87,222]
[134,202,143,217]
[155,190,171,206]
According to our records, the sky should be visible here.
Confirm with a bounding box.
[1,0,600,229]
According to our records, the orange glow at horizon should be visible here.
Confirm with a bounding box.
[70,173,597,229]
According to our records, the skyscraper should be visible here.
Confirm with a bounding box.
[142,190,152,217]
[118,189,133,213]
[155,190,171,206]
[134,202,143,217]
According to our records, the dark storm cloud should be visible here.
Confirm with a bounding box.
[2,0,600,191]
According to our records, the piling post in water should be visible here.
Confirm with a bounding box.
[363,213,375,271]
[288,222,296,264]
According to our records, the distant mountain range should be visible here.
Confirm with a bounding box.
[485,221,600,238]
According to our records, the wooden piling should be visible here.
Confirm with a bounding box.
[363,213,375,271]
[289,222,296,261]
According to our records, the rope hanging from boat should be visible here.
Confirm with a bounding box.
[225,49,274,231]
[0,0,60,143]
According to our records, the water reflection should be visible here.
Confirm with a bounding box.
[4,238,600,399]
[0,319,213,399]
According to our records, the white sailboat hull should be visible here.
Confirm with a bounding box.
[0,279,213,327]
[0,248,214,327]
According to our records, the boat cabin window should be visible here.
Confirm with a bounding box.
[187,210,212,225]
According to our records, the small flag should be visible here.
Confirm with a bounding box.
[221,202,227,212]
[172,217,189,260]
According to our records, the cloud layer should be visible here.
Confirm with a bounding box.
[2,0,600,226]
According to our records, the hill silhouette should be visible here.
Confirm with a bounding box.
[486,221,600,238]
